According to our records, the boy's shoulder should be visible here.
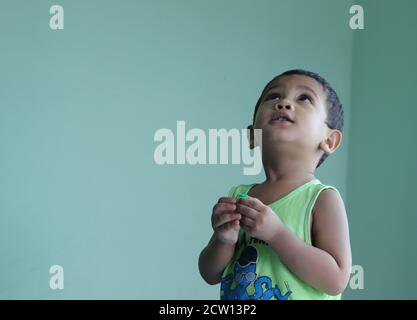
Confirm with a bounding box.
[311,180,342,198]
[312,185,346,222]
[312,178,344,207]
[314,187,344,208]
[227,183,255,198]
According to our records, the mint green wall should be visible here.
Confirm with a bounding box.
[343,0,417,299]
[0,0,361,299]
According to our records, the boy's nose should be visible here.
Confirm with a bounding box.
[274,102,293,110]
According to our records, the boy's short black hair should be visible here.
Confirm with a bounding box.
[252,69,344,169]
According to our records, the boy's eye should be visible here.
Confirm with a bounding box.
[298,94,313,103]
[265,93,281,101]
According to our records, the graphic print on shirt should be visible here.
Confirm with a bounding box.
[220,245,292,300]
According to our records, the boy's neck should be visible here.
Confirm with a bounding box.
[262,154,317,185]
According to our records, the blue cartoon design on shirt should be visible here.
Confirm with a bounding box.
[220,245,292,300]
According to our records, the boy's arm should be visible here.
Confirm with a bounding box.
[267,189,352,295]
[198,233,236,285]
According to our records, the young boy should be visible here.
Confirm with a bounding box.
[198,69,351,300]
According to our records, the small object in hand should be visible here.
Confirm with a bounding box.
[237,193,249,199]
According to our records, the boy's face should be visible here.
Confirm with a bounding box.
[251,75,332,156]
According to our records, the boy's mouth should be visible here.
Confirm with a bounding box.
[269,111,295,125]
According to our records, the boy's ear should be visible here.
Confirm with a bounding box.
[246,125,255,149]
[319,129,343,155]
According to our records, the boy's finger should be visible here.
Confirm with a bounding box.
[236,203,258,219]
[240,215,256,228]
[213,213,241,229]
[237,196,265,211]
[218,197,238,204]
[214,212,241,228]
[216,219,240,232]
[239,220,250,232]
[229,219,240,231]
[213,203,236,216]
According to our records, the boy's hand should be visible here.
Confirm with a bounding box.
[236,196,283,243]
[211,197,241,245]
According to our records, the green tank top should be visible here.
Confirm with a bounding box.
[220,179,342,300]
